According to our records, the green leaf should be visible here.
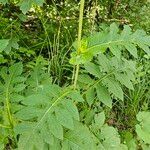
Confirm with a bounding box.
[4,37,19,53]
[135,111,150,144]
[62,140,71,150]
[124,132,137,150]
[114,72,134,90]
[41,124,54,145]
[62,100,79,121]
[109,44,121,59]
[68,90,84,102]
[19,0,32,14]
[84,62,102,78]
[13,83,26,92]
[96,84,112,108]
[15,107,42,120]
[78,74,94,85]
[22,94,49,106]
[98,54,111,72]
[141,143,150,150]
[15,85,71,148]
[136,125,150,144]
[100,125,127,150]
[15,123,45,150]
[18,131,44,150]
[0,144,4,150]
[14,122,36,135]
[55,106,74,130]
[69,51,93,65]
[65,122,97,150]
[125,43,138,58]
[0,0,8,4]
[47,114,63,140]
[103,77,123,100]
[121,25,132,40]
[19,0,44,14]
[34,0,44,6]
[86,88,95,106]
[49,139,61,150]
[9,62,23,76]
[94,111,105,129]
[70,23,150,65]
[0,39,9,52]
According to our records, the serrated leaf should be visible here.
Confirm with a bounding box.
[19,0,44,14]
[94,111,105,129]
[49,138,61,150]
[15,123,45,150]
[70,23,150,69]
[125,43,138,58]
[0,39,9,52]
[96,84,112,108]
[98,54,111,72]
[15,107,42,120]
[9,62,23,76]
[41,123,54,145]
[86,88,95,106]
[4,37,19,53]
[135,111,150,144]
[114,72,134,90]
[62,140,71,150]
[121,25,132,40]
[14,122,36,135]
[78,74,93,85]
[69,91,84,102]
[47,113,63,140]
[136,124,150,144]
[65,121,96,150]
[100,125,125,150]
[13,83,26,92]
[103,77,123,100]
[55,106,74,130]
[138,43,150,55]
[19,0,32,14]
[109,44,121,59]
[10,94,24,102]
[62,100,79,121]
[84,62,101,78]
[22,94,49,106]
[18,131,44,150]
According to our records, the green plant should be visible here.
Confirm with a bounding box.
[0,0,150,149]
[135,111,150,150]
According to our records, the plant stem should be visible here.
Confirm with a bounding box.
[77,0,85,54]
[73,64,80,89]
[6,92,13,128]
[73,0,85,89]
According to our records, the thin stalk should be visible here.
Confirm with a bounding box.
[4,74,15,129]
[6,91,13,128]
[73,65,80,89]
[73,0,85,89]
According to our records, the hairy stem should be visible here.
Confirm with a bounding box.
[73,0,85,89]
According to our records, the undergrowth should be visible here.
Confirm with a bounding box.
[0,0,150,150]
